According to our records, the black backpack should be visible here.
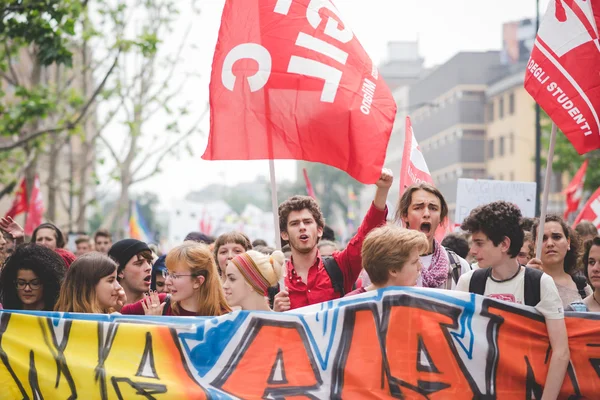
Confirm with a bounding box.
[572,275,589,299]
[446,249,463,284]
[469,267,543,307]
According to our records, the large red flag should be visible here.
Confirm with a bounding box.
[4,178,27,219]
[203,0,397,184]
[524,0,600,154]
[563,159,588,219]
[574,186,600,230]
[24,175,44,236]
[399,117,448,241]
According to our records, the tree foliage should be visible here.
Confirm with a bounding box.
[541,111,600,192]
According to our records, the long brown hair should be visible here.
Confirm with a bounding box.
[54,252,118,313]
[166,242,231,316]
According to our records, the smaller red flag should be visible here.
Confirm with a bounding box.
[399,116,447,242]
[24,175,44,236]
[5,178,27,219]
[302,168,316,199]
[574,186,600,230]
[563,159,588,219]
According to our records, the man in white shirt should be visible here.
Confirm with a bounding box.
[456,201,569,400]
[395,183,471,289]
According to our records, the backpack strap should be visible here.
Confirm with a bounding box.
[523,267,543,307]
[162,294,172,316]
[572,275,588,299]
[468,267,492,295]
[445,248,463,284]
[322,256,345,297]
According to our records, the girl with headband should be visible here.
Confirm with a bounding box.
[223,250,285,311]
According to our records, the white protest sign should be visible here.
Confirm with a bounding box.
[454,179,536,224]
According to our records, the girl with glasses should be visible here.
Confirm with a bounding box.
[54,252,126,313]
[0,243,66,311]
[121,242,231,316]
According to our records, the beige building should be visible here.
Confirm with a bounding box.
[485,70,565,214]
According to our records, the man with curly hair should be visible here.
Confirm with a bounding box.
[456,201,569,400]
[274,169,393,311]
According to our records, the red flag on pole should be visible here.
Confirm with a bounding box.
[4,178,27,219]
[302,168,316,199]
[24,175,44,236]
[399,116,433,191]
[574,186,600,230]
[563,159,588,219]
[203,0,397,184]
[399,117,448,241]
[524,0,600,154]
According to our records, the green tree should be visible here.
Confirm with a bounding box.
[541,111,600,192]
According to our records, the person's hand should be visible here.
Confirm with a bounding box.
[115,289,127,310]
[273,289,291,312]
[375,168,393,190]
[0,217,24,239]
[141,291,165,315]
[527,258,544,271]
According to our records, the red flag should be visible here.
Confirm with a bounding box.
[524,0,600,154]
[24,175,44,236]
[399,116,433,191]
[574,186,600,230]
[4,178,27,219]
[399,117,447,242]
[563,159,589,219]
[302,168,316,199]
[203,0,397,184]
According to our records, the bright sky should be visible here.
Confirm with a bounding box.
[100,0,551,206]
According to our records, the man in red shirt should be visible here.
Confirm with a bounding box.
[274,168,393,311]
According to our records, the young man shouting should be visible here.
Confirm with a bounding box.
[395,183,471,289]
[274,169,393,311]
[456,201,569,400]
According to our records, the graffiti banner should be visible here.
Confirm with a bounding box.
[0,288,599,399]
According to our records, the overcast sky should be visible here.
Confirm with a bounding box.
[99,0,551,207]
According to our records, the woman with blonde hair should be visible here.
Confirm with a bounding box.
[121,241,231,316]
[223,250,285,311]
[55,252,125,313]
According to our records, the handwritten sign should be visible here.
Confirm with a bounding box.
[455,178,536,224]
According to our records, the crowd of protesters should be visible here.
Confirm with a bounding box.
[0,168,598,399]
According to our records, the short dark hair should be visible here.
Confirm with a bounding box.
[532,215,581,277]
[278,196,325,233]
[0,243,66,310]
[32,223,66,249]
[185,232,214,244]
[252,239,268,248]
[94,229,112,242]
[461,201,523,258]
[75,235,90,245]
[520,217,535,232]
[322,225,335,242]
[575,221,598,238]
[582,237,600,285]
[395,183,448,224]
[441,233,469,259]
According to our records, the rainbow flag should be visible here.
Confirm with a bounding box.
[129,201,152,243]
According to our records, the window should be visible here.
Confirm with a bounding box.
[509,92,515,115]
[499,173,504,181]
[488,139,495,159]
[510,171,515,181]
[499,136,505,157]
[510,133,515,154]
[487,102,494,122]
[499,97,505,119]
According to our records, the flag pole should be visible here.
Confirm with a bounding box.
[269,159,281,250]
[535,122,558,259]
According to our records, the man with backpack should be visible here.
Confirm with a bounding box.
[273,169,393,311]
[395,183,471,289]
[456,201,569,400]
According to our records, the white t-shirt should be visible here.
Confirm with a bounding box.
[417,253,472,290]
[455,267,564,320]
